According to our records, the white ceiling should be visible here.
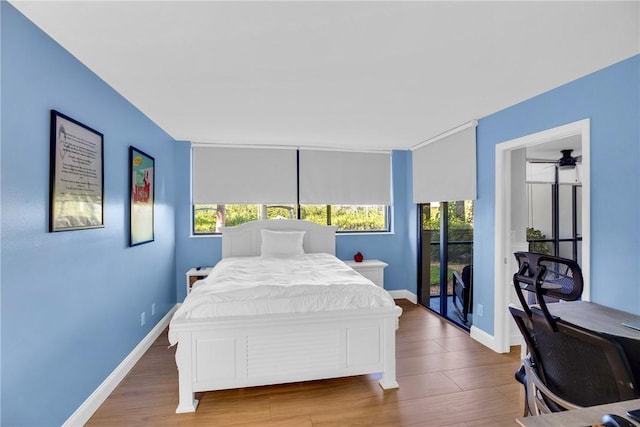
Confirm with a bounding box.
[9,1,640,151]
[526,134,582,161]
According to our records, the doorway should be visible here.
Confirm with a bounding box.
[488,119,590,353]
[525,142,583,263]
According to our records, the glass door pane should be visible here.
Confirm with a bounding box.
[527,182,554,255]
[448,201,474,325]
[420,203,441,312]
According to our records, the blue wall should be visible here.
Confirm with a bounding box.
[1,3,177,425]
[473,54,640,334]
[175,148,417,301]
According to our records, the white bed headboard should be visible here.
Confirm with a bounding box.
[220,219,338,258]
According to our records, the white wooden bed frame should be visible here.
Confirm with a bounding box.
[171,219,402,413]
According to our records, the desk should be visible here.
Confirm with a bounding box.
[516,398,640,427]
[547,301,640,340]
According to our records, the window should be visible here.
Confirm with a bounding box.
[193,204,297,234]
[191,146,391,235]
[301,204,388,232]
[193,204,389,234]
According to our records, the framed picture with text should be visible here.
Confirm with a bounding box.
[49,110,104,232]
[129,146,155,246]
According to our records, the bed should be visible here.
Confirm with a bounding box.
[168,219,402,413]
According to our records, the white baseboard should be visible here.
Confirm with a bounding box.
[63,304,179,427]
[388,289,417,304]
[510,332,524,347]
[470,325,506,353]
[469,325,522,354]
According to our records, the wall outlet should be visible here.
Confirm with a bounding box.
[477,304,484,317]
[152,303,156,316]
[141,312,146,327]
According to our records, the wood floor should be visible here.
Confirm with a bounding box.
[87,300,524,426]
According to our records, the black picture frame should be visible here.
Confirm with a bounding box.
[49,110,104,232]
[129,146,155,246]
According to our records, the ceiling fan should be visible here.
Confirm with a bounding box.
[527,149,582,169]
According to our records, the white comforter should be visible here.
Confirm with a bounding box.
[171,253,395,323]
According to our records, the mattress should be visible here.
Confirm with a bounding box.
[170,253,395,327]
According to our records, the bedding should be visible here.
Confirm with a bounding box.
[169,253,394,344]
[260,229,306,257]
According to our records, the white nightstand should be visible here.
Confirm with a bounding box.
[344,259,388,288]
[185,267,213,294]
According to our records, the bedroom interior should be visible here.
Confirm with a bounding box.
[1,1,639,426]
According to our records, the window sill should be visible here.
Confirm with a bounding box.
[190,233,222,239]
[337,231,395,237]
[190,231,395,239]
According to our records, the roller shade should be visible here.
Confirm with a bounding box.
[412,122,477,203]
[299,149,391,205]
[192,146,297,204]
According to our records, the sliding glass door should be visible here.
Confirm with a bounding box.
[419,201,474,328]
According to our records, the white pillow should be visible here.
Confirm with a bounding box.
[260,229,306,257]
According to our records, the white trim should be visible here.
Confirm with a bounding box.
[473,322,524,353]
[470,325,501,352]
[388,289,417,304]
[492,118,590,354]
[411,120,478,151]
[297,146,391,155]
[511,330,525,349]
[191,141,391,155]
[191,142,293,150]
[63,304,180,427]
[192,231,397,239]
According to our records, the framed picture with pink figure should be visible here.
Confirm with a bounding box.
[129,146,154,246]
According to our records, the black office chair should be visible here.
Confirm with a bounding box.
[509,305,639,415]
[513,252,583,330]
[452,264,473,324]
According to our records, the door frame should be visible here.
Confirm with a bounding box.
[491,118,590,353]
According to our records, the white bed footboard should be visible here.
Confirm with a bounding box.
[172,306,402,413]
